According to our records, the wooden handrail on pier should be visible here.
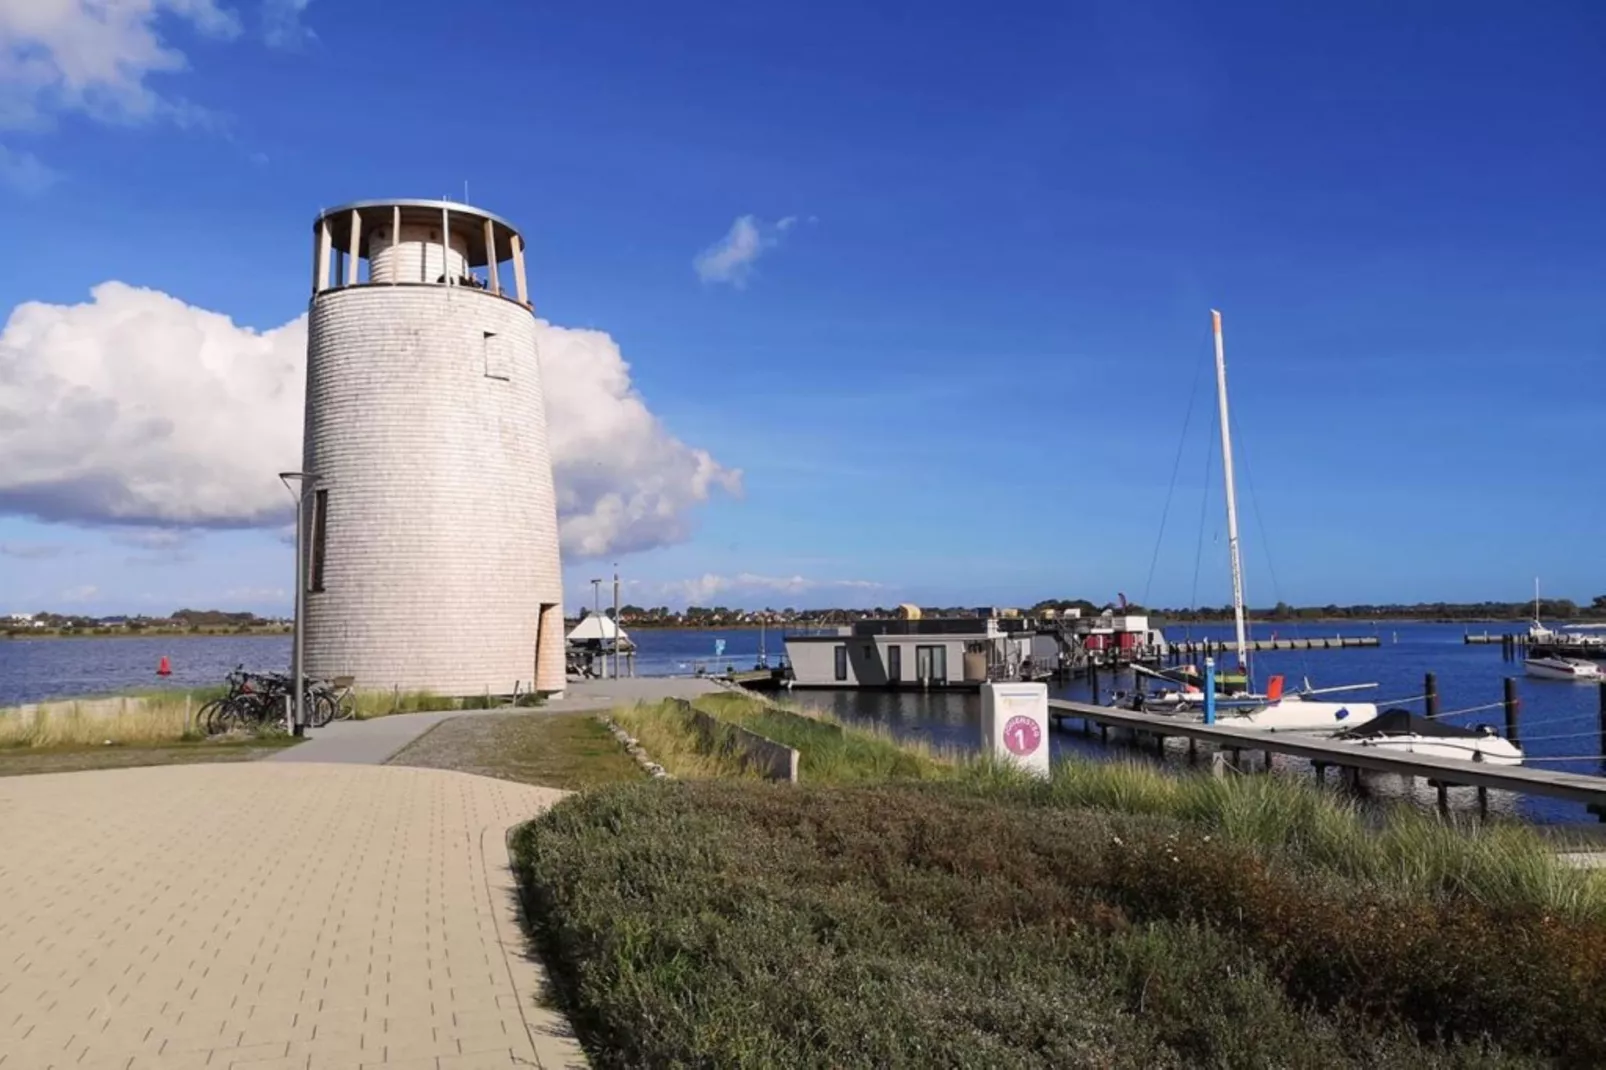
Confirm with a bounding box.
[1046,699,1606,810]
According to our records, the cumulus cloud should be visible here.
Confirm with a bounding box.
[0,0,240,129]
[0,282,740,558]
[538,324,743,556]
[656,573,882,606]
[693,214,797,288]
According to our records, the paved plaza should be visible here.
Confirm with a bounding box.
[0,763,586,1070]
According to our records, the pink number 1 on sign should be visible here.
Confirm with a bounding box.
[1003,714,1041,757]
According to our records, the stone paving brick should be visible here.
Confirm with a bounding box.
[0,764,588,1069]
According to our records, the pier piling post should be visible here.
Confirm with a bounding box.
[1598,681,1606,765]
[1089,662,1100,705]
[1424,672,1439,719]
[1436,780,1449,814]
[1477,785,1489,819]
[1503,677,1521,747]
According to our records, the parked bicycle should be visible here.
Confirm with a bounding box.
[195,665,354,735]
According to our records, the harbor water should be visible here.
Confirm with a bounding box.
[3,621,1600,824]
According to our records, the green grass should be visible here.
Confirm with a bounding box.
[516,779,1605,1068]
[0,687,227,747]
[350,688,543,717]
[388,711,644,790]
[610,693,951,783]
[957,758,1606,923]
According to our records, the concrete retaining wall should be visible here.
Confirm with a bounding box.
[672,699,800,783]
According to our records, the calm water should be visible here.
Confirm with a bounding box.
[786,621,1605,825]
[5,621,1600,824]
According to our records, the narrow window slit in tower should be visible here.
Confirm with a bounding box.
[308,489,329,593]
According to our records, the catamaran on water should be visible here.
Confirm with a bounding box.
[1120,311,1379,733]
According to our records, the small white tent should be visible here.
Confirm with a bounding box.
[567,613,629,644]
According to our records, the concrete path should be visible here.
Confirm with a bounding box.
[266,712,477,766]
[0,763,586,1070]
[272,677,725,767]
[543,676,721,712]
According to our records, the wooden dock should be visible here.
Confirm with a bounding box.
[1046,699,1606,813]
[1169,636,1379,654]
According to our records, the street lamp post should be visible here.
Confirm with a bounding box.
[612,566,621,680]
[279,472,320,736]
[589,577,604,679]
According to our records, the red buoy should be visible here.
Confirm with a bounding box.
[157,656,172,677]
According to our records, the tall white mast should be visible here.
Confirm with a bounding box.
[1212,310,1250,672]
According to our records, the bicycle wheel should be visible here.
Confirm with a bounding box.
[308,693,336,728]
[195,698,225,735]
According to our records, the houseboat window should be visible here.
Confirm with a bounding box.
[834,645,848,681]
[915,644,947,684]
[887,644,902,683]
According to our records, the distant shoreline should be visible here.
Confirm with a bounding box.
[1,628,292,642]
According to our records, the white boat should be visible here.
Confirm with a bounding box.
[1334,709,1523,765]
[1525,655,1602,681]
[1125,311,1377,733]
[1218,694,1377,732]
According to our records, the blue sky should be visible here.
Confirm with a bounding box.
[1,0,1603,615]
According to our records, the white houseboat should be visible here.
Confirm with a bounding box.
[784,611,1054,690]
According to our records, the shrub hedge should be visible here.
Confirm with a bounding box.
[514,780,1593,1068]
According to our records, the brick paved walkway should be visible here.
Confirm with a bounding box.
[0,763,586,1070]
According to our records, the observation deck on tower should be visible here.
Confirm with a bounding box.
[310,198,531,306]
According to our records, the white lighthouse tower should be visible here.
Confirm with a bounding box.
[301,199,566,697]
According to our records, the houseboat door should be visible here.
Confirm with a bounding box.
[915,644,948,685]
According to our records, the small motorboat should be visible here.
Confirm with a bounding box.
[1525,655,1603,682]
[1333,708,1523,765]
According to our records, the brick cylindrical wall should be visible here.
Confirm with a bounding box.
[302,284,565,696]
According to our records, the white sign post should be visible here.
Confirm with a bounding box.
[981,682,1051,778]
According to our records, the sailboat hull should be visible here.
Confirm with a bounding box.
[1219,699,1378,732]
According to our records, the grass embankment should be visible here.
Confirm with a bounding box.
[611,692,948,782]
[515,746,1606,1067]
[388,712,643,790]
[0,688,224,747]
[0,687,302,775]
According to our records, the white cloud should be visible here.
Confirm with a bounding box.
[0,282,741,558]
[538,324,743,556]
[59,583,97,602]
[0,0,241,129]
[693,214,796,288]
[656,573,882,606]
[261,0,313,48]
[0,143,58,192]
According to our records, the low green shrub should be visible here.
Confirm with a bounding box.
[515,780,1579,1068]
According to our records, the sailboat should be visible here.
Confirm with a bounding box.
[1130,311,1379,732]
